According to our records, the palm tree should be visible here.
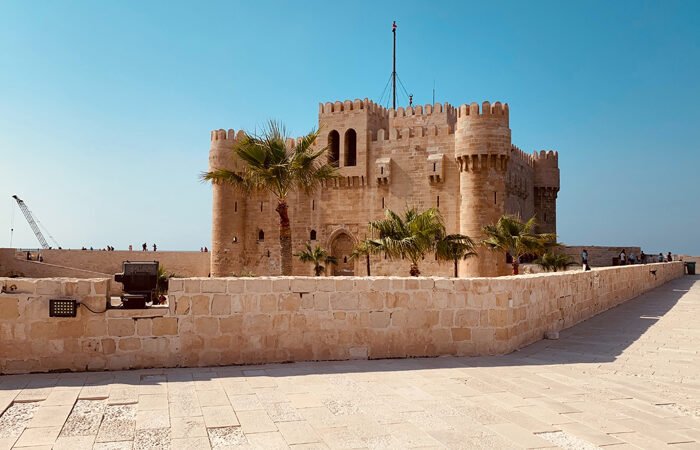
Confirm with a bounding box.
[202,121,339,275]
[436,234,478,277]
[534,252,576,272]
[368,207,445,276]
[482,215,555,275]
[295,242,337,276]
[350,238,381,276]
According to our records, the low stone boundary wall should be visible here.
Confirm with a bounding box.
[0,262,684,374]
[0,248,210,279]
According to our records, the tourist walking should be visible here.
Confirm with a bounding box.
[142,243,147,251]
[581,249,590,271]
[129,245,133,251]
[659,252,664,262]
[619,249,627,265]
[153,243,157,252]
[667,252,673,262]
[629,253,637,264]
[640,250,646,264]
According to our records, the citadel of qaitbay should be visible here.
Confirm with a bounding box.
[209,99,559,278]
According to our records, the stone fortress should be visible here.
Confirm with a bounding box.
[209,99,560,278]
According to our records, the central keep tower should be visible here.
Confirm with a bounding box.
[455,102,511,277]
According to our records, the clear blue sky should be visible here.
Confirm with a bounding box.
[1,1,699,254]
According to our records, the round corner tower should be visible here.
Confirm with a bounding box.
[455,101,511,277]
[209,129,247,276]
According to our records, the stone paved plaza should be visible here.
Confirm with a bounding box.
[0,277,698,449]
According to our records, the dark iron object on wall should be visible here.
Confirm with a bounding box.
[114,261,159,309]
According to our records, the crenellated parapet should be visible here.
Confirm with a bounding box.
[533,150,560,190]
[319,98,389,118]
[457,101,509,120]
[510,145,535,168]
[454,101,511,173]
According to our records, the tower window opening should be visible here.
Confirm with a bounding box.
[433,162,436,172]
[260,202,263,212]
[380,167,384,175]
[312,199,315,211]
[437,196,440,207]
[328,130,340,167]
[310,229,317,241]
[234,201,238,213]
[494,192,497,204]
[258,230,265,241]
[344,129,357,167]
[381,197,385,209]
[343,256,348,263]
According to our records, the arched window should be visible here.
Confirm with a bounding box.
[344,129,357,166]
[328,130,340,166]
[258,230,265,241]
[310,229,317,241]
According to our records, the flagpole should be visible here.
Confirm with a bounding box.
[392,21,397,110]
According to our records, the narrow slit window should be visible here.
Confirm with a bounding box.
[310,229,317,241]
[258,230,265,241]
[494,192,497,204]
[312,199,315,211]
[381,197,385,209]
[437,196,440,207]
[260,202,263,212]
[234,201,238,213]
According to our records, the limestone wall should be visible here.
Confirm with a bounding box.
[0,248,210,278]
[0,262,684,374]
[561,246,643,267]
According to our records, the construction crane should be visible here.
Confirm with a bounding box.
[11,195,59,249]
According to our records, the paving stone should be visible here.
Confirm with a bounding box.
[133,428,169,450]
[171,436,211,450]
[59,399,106,436]
[236,409,277,433]
[207,426,248,449]
[0,402,40,438]
[95,404,136,443]
[170,416,207,439]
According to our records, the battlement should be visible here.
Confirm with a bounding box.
[210,129,243,142]
[319,98,386,115]
[320,99,458,119]
[532,150,559,164]
[457,101,509,119]
[510,145,535,168]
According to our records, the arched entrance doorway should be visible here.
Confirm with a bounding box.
[330,232,355,276]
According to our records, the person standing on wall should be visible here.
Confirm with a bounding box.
[667,252,673,262]
[581,249,590,271]
[619,249,627,265]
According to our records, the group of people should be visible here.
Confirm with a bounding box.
[618,249,673,265]
[581,248,676,270]
[199,247,209,252]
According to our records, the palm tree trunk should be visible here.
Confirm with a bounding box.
[512,261,519,275]
[276,200,292,276]
[366,254,371,276]
[454,259,458,278]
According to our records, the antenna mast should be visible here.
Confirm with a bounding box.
[392,21,397,110]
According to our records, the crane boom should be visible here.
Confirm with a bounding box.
[12,195,51,249]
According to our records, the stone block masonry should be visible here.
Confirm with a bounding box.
[0,262,684,374]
